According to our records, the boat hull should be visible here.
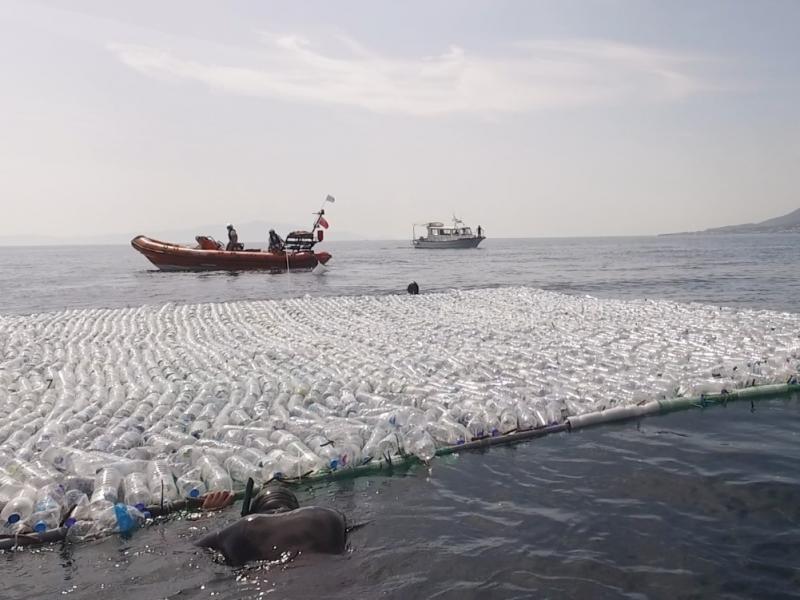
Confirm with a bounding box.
[131,236,331,272]
[413,237,484,249]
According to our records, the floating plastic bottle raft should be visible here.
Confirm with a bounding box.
[0,288,798,538]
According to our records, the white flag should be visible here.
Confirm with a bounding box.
[325,194,335,203]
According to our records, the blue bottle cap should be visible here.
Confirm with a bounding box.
[34,521,47,533]
[64,517,77,528]
[189,489,200,498]
[135,503,146,511]
[329,459,339,470]
[7,513,20,524]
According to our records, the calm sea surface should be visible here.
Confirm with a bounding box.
[1,234,799,599]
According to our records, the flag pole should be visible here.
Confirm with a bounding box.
[312,194,335,233]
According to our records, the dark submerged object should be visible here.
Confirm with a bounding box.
[407,281,419,295]
[195,486,348,566]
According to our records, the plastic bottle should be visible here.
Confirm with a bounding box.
[176,467,206,499]
[498,410,518,434]
[146,460,180,503]
[91,467,122,505]
[34,422,66,452]
[224,456,259,485]
[465,413,487,439]
[0,482,22,513]
[364,432,401,461]
[84,504,118,537]
[304,434,341,470]
[239,447,269,467]
[516,404,538,430]
[1,485,37,525]
[404,430,436,462]
[261,450,300,481]
[63,491,90,528]
[123,472,152,509]
[31,483,66,533]
[426,417,468,446]
[286,440,326,472]
[197,455,233,492]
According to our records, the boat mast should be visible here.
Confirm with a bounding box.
[311,194,335,233]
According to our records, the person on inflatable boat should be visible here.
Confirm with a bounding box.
[225,224,243,251]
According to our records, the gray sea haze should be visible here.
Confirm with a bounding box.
[1,234,799,599]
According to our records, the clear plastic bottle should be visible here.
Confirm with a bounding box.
[465,414,487,439]
[197,455,233,492]
[365,432,401,460]
[404,430,436,462]
[498,410,518,434]
[304,434,341,470]
[516,404,538,430]
[146,460,179,503]
[224,456,259,485]
[0,482,22,513]
[91,467,122,505]
[1,485,37,525]
[83,504,118,537]
[175,467,206,499]
[63,490,91,528]
[261,450,300,481]
[426,417,468,446]
[123,472,152,509]
[34,422,66,452]
[31,483,66,533]
[286,440,326,472]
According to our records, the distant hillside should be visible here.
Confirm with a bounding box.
[665,207,800,235]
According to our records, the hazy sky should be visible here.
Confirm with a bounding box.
[2,0,799,239]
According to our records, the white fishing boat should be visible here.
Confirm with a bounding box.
[412,217,485,249]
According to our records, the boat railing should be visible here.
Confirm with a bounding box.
[283,231,318,252]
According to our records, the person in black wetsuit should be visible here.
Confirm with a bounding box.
[195,486,349,566]
[226,224,242,251]
[268,229,284,252]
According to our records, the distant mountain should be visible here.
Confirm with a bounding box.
[0,220,370,246]
[664,207,800,235]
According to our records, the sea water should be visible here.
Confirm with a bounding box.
[0,234,799,599]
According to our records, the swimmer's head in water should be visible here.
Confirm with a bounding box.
[250,487,300,514]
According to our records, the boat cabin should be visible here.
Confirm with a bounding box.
[426,224,474,238]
